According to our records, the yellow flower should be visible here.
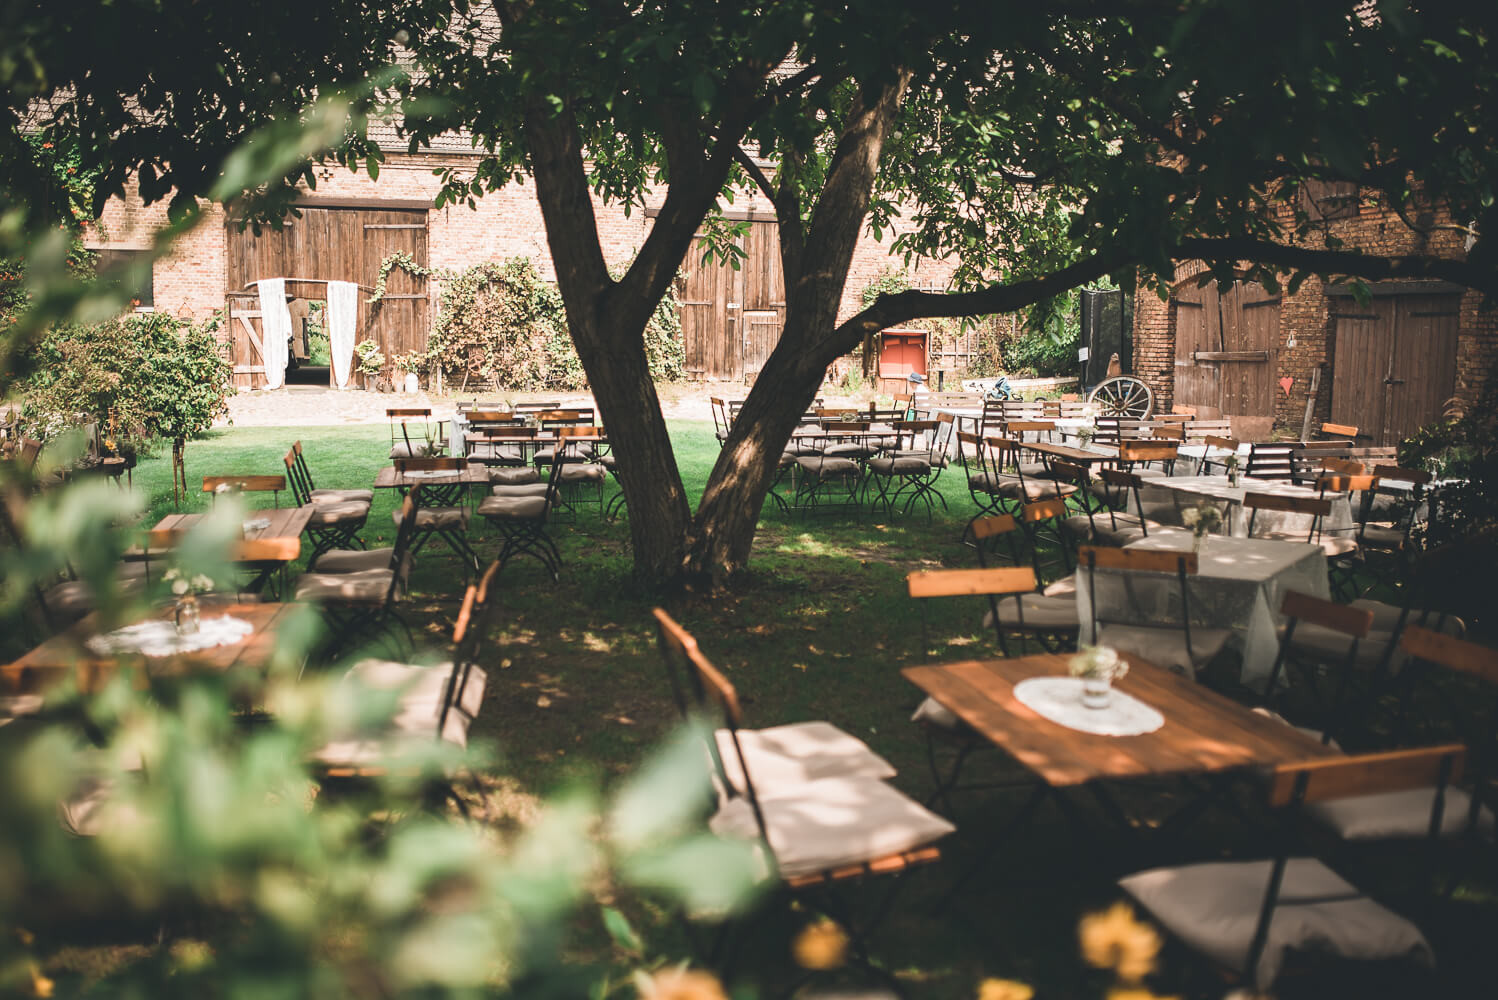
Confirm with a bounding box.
[1106,990,1180,1000]
[638,968,730,1000]
[1079,902,1161,983]
[29,966,54,998]
[978,978,1035,1000]
[792,918,849,970]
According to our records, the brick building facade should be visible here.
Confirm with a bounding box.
[86,145,957,387]
[1133,187,1496,445]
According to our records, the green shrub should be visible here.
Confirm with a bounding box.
[19,312,233,450]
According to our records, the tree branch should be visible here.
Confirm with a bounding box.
[1173,236,1496,295]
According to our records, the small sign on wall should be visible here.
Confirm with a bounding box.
[1077,347,1090,362]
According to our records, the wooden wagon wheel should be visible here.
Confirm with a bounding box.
[1087,376,1154,418]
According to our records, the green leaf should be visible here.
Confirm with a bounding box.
[601,906,643,956]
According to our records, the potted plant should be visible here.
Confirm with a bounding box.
[354,340,385,390]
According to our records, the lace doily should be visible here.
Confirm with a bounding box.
[85,615,256,658]
[400,469,460,480]
[1012,677,1165,737]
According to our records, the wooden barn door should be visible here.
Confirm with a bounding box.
[1331,291,1459,445]
[679,245,735,380]
[677,219,785,380]
[357,210,428,363]
[226,206,428,387]
[1171,278,1278,418]
[739,221,785,376]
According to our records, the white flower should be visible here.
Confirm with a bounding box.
[1181,507,1200,527]
[1070,645,1125,681]
[171,578,189,596]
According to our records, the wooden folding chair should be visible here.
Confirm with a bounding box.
[295,490,420,658]
[651,608,953,995]
[392,457,480,573]
[284,446,369,565]
[312,560,498,813]
[1259,590,1378,747]
[1121,744,1460,990]
[1078,545,1230,678]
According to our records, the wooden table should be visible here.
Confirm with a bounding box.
[149,508,313,592]
[904,651,1336,788]
[373,464,491,489]
[1023,439,1119,468]
[3,599,300,697]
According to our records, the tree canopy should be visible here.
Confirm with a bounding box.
[6,1,1497,586]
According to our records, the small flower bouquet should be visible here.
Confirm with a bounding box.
[1069,644,1126,709]
[162,568,215,636]
[1181,499,1223,553]
[1223,452,1242,486]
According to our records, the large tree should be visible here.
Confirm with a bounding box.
[397,0,1498,587]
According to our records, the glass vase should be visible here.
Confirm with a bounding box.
[1192,530,1208,557]
[174,595,201,636]
[1081,674,1112,710]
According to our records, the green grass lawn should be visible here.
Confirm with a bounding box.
[48,423,1498,998]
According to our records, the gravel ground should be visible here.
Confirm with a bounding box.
[219,379,870,428]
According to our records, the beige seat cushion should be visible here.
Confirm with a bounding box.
[478,495,548,519]
[392,507,469,530]
[984,594,1081,630]
[911,696,962,730]
[313,660,488,767]
[1249,706,1339,750]
[1307,786,1495,841]
[44,573,147,622]
[1041,575,1077,598]
[710,775,956,880]
[294,568,394,603]
[312,548,393,573]
[1120,859,1433,989]
[715,722,896,794]
[868,455,932,476]
[311,488,375,503]
[489,466,540,486]
[1096,623,1233,677]
[490,482,550,498]
[307,500,370,525]
[1357,524,1406,549]
[995,479,1076,502]
[1349,600,1464,639]
[1278,622,1397,671]
[795,456,861,477]
[559,463,607,483]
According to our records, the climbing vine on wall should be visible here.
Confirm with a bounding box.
[370,253,685,390]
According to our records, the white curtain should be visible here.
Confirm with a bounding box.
[256,278,292,390]
[326,280,359,389]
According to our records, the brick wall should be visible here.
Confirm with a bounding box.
[1132,191,1494,431]
[87,153,955,343]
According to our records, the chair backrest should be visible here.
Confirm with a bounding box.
[1316,474,1378,497]
[1268,743,1464,809]
[1117,440,1179,467]
[710,397,730,442]
[651,606,768,837]
[1097,466,1147,528]
[283,447,312,505]
[906,565,1037,600]
[1400,624,1498,686]
[1019,498,1074,583]
[395,456,465,472]
[1182,418,1234,441]
[1245,442,1296,479]
[970,513,1025,567]
[1078,545,1201,661]
[1244,491,1330,541]
[439,558,501,740]
[1319,421,1360,441]
[1372,464,1432,486]
[1319,457,1366,476]
[203,475,284,507]
[1262,590,1377,715]
[1150,424,1186,441]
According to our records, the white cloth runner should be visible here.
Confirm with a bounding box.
[400,469,460,480]
[256,277,292,390]
[1012,676,1165,737]
[86,615,255,658]
[326,279,359,389]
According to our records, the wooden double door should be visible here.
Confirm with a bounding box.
[1171,278,1280,419]
[1330,290,1460,446]
[678,220,785,380]
[224,205,428,388]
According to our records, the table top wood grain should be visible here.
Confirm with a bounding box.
[903,652,1337,787]
[148,508,312,563]
[373,464,490,489]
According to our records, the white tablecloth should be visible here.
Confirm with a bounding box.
[1077,529,1329,687]
[1139,474,1354,538]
